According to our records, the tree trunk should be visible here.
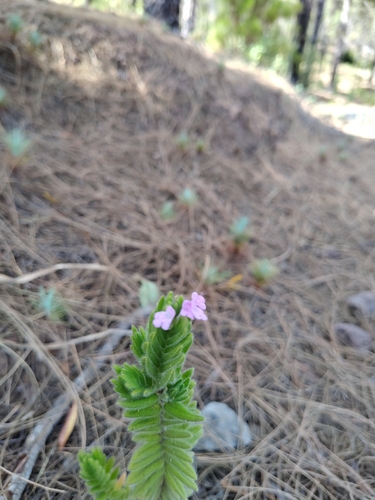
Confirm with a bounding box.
[369,55,375,84]
[143,0,181,31]
[181,0,196,37]
[330,0,350,90]
[301,0,326,87]
[291,0,312,84]
[311,0,325,46]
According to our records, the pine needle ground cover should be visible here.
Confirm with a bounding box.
[1,1,375,499]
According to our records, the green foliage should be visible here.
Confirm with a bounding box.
[207,0,299,68]
[28,30,43,49]
[250,259,279,286]
[230,216,251,246]
[160,201,175,220]
[139,279,160,308]
[37,287,67,320]
[79,293,204,500]
[3,129,32,159]
[6,13,24,37]
[78,448,131,500]
[179,188,198,207]
[176,131,189,150]
[0,87,7,107]
[195,138,206,153]
[203,265,231,285]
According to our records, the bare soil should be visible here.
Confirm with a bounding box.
[1,1,375,499]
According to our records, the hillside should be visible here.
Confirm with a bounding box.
[1,1,375,499]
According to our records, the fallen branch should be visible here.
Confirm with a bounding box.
[0,263,110,285]
[0,306,152,500]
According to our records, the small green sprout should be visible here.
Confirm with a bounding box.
[337,138,347,151]
[203,265,231,285]
[0,86,7,107]
[338,151,348,162]
[230,216,251,247]
[217,60,225,73]
[37,287,67,321]
[318,145,327,162]
[176,131,189,150]
[28,30,43,49]
[3,129,32,159]
[6,13,24,39]
[160,201,175,220]
[196,138,205,153]
[179,188,198,207]
[250,259,279,287]
[138,279,160,308]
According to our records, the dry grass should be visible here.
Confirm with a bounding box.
[1,1,375,499]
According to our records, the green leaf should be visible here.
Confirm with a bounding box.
[139,279,160,308]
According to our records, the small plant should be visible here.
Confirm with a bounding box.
[176,131,189,150]
[160,201,175,220]
[250,259,279,287]
[6,13,24,40]
[318,145,327,162]
[28,30,43,49]
[0,86,7,107]
[217,60,225,74]
[37,287,67,321]
[179,188,198,207]
[196,138,205,153]
[203,265,231,285]
[229,216,251,249]
[138,279,160,308]
[338,151,348,162]
[3,128,32,159]
[78,291,206,500]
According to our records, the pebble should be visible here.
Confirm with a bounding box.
[334,323,372,349]
[347,291,375,318]
[194,402,252,452]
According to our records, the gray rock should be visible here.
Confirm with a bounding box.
[334,323,372,349]
[194,402,252,452]
[347,291,375,318]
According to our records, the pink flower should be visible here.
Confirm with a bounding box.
[181,292,207,321]
[153,305,176,330]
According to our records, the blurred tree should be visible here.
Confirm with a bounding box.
[330,0,350,89]
[181,0,196,37]
[301,0,326,87]
[144,0,180,30]
[206,0,299,67]
[290,0,312,84]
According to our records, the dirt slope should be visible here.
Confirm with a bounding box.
[1,1,375,499]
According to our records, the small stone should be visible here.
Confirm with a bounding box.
[194,402,252,452]
[347,291,375,318]
[334,323,372,349]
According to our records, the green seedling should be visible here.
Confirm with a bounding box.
[318,145,327,162]
[250,259,279,287]
[176,131,189,150]
[203,265,231,285]
[160,201,175,220]
[6,13,24,39]
[217,60,225,73]
[229,216,251,248]
[179,188,198,207]
[3,129,32,159]
[37,287,67,321]
[0,86,7,107]
[28,30,43,49]
[139,279,160,308]
[338,151,348,162]
[79,291,206,500]
[196,139,205,153]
